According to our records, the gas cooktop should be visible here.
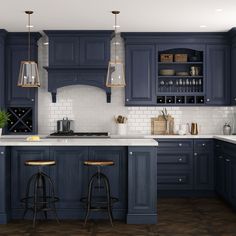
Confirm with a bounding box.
[49,132,110,138]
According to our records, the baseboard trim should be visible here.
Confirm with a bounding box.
[126,213,157,224]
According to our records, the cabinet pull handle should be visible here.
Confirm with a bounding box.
[126,98,129,102]
[129,152,133,155]
[178,158,183,162]
[225,159,230,162]
[0,152,4,155]
[194,152,198,156]
[178,143,182,147]
[207,98,210,102]
[218,156,223,159]
[31,99,35,102]
[178,178,182,182]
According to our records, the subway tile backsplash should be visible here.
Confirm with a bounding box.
[37,36,236,135]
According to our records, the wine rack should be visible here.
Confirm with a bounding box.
[7,107,33,134]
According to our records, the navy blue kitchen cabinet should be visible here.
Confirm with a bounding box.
[0,30,7,109]
[11,147,50,218]
[45,31,112,67]
[88,147,127,214]
[127,147,157,224]
[231,45,236,105]
[157,139,194,191]
[214,141,236,208]
[125,44,156,105]
[193,140,214,190]
[156,139,214,194]
[79,36,110,66]
[6,33,41,105]
[0,147,10,223]
[206,44,230,105]
[50,147,89,217]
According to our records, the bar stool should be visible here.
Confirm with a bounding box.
[21,160,59,227]
[81,160,118,226]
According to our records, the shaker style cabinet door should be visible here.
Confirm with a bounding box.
[49,36,79,66]
[231,45,236,105]
[127,147,157,224]
[206,44,230,105]
[125,44,156,105]
[6,45,36,105]
[0,34,5,109]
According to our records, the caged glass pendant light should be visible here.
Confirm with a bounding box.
[106,11,125,88]
[18,11,40,88]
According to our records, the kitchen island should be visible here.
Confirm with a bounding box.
[0,138,158,224]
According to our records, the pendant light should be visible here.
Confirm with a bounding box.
[18,11,40,88]
[106,11,125,88]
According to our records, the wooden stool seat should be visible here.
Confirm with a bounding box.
[25,160,56,166]
[84,160,114,166]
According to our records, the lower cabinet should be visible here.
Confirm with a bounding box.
[10,146,128,219]
[156,139,214,194]
[214,141,236,208]
[127,146,157,224]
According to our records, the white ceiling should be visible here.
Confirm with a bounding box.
[1,0,236,32]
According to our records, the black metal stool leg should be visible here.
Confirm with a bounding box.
[41,172,60,224]
[41,174,47,220]
[33,173,40,227]
[102,174,113,226]
[23,173,37,219]
[84,173,97,225]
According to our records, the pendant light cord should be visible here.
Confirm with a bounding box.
[28,13,31,61]
[114,13,117,64]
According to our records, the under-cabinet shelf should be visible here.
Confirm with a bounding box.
[158,62,203,65]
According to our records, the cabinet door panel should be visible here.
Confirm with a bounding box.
[79,37,110,66]
[0,40,5,109]
[49,37,79,66]
[194,152,214,190]
[88,147,127,209]
[6,45,36,105]
[50,147,88,209]
[128,147,157,213]
[11,147,50,210]
[229,158,236,207]
[231,45,236,105]
[125,44,155,105]
[206,45,230,105]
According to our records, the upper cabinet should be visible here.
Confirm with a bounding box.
[6,33,41,105]
[0,30,7,109]
[44,31,113,103]
[46,31,111,68]
[206,44,230,105]
[230,28,236,105]
[49,36,79,66]
[125,44,156,105]
[122,32,231,106]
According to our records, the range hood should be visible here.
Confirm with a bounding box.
[44,30,113,103]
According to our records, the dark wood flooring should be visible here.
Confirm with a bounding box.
[1,198,236,236]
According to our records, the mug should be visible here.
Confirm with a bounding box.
[190,66,200,76]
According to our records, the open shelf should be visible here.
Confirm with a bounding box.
[158,62,203,65]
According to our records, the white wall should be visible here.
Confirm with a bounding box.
[37,35,236,135]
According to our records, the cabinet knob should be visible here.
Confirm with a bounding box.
[178,143,182,147]
[129,152,133,155]
[0,152,4,155]
[126,98,129,102]
[216,144,220,148]
[225,159,230,162]
[194,152,198,156]
[178,158,183,162]
[31,99,35,102]
[202,143,206,147]
[218,156,223,159]
[234,98,236,101]
[178,178,182,182]
[206,98,210,102]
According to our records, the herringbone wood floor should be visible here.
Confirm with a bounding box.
[0,198,236,236]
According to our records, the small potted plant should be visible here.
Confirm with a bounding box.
[0,110,10,136]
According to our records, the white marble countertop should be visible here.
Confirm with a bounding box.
[0,138,158,146]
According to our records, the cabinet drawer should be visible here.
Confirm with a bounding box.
[157,139,193,149]
[194,139,213,152]
[157,172,193,190]
[157,152,192,170]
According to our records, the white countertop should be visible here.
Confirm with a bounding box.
[0,138,158,146]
